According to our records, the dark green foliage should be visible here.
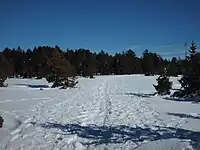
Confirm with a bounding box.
[46,48,77,88]
[0,44,189,80]
[167,64,179,77]
[167,57,179,77]
[153,68,172,95]
[96,50,112,75]
[0,53,13,87]
[46,74,57,83]
[51,76,65,88]
[142,50,155,75]
[173,42,200,100]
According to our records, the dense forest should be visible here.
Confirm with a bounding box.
[0,44,187,79]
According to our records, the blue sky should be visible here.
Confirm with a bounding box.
[0,0,200,57]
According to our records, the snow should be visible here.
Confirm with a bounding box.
[0,75,200,150]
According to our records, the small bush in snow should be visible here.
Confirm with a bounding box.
[53,76,78,89]
[89,75,95,79]
[0,115,4,128]
[47,75,78,89]
[46,74,57,83]
[153,68,172,96]
[0,77,7,87]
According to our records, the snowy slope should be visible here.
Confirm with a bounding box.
[0,75,200,150]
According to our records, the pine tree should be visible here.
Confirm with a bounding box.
[142,50,156,75]
[173,41,200,100]
[153,68,172,95]
[46,47,77,88]
[167,57,179,77]
[0,53,13,87]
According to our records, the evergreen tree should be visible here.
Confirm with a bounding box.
[173,41,200,100]
[0,53,13,87]
[153,68,172,95]
[82,51,97,77]
[112,53,121,75]
[167,57,179,77]
[96,51,112,75]
[46,47,77,88]
[142,50,155,75]
[119,50,137,74]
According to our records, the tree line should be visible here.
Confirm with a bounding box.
[0,41,200,99]
[0,45,185,79]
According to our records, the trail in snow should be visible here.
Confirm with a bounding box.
[0,76,199,150]
[0,76,163,150]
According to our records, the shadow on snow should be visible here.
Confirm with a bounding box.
[167,112,200,120]
[14,83,49,88]
[38,122,200,147]
[115,92,154,98]
[163,97,195,102]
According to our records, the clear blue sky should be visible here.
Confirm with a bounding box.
[0,0,200,57]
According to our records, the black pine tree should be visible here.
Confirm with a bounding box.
[173,41,200,100]
[153,68,172,95]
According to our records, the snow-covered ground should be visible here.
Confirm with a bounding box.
[0,75,200,150]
